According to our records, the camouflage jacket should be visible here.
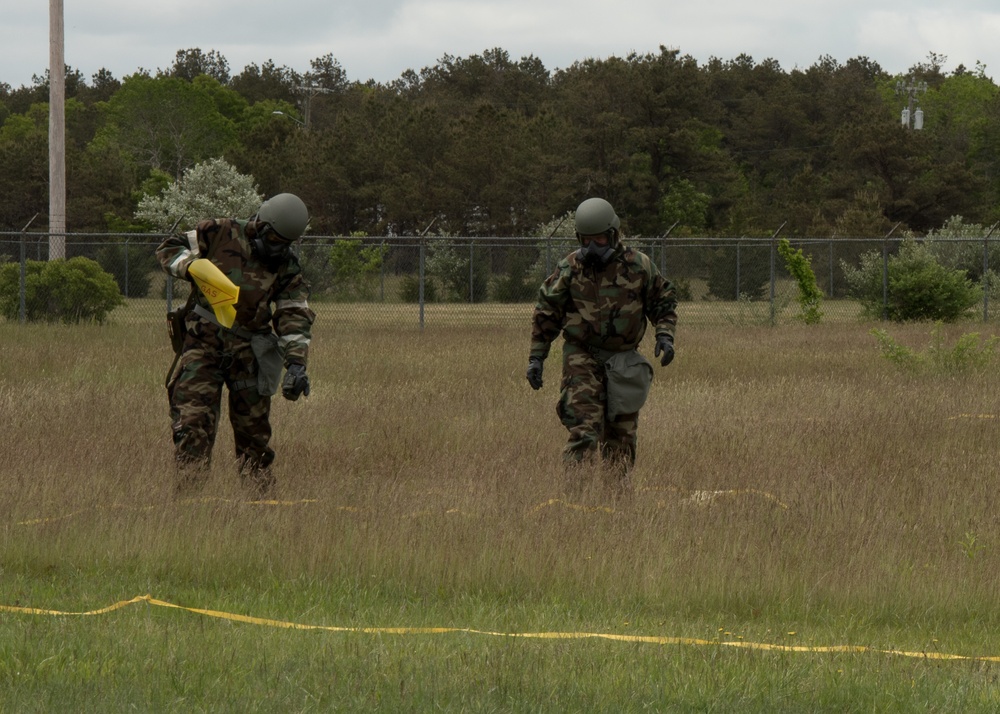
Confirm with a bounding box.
[530,244,677,360]
[156,218,315,366]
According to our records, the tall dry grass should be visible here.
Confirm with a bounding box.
[2,315,1000,645]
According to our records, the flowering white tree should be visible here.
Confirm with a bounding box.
[916,216,1000,297]
[135,158,263,231]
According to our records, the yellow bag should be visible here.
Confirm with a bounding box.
[187,258,239,328]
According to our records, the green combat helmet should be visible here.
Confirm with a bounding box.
[574,197,620,239]
[257,193,309,242]
[574,197,620,266]
[251,193,309,263]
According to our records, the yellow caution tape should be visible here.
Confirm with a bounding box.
[0,595,149,617]
[0,594,996,662]
[528,499,617,515]
[188,258,239,328]
[529,489,789,515]
[16,491,788,527]
[16,498,322,526]
[679,488,789,510]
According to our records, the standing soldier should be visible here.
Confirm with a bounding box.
[526,197,677,496]
[157,193,315,495]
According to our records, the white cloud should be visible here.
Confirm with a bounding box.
[857,9,1000,74]
[4,0,1000,90]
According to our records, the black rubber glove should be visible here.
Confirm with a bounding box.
[282,363,310,401]
[654,334,675,367]
[526,356,544,390]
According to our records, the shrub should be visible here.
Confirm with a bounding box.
[398,274,439,303]
[426,240,489,303]
[872,323,1000,373]
[528,239,577,287]
[920,216,1000,283]
[706,242,770,300]
[492,243,539,302]
[134,159,262,232]
[842,240,982,322]
[296,244,333,296]
[325,239,387,301]
[672,276,693,301]
[94,242,157,298]
[492,272,537,302]
[778,238,822,324]
[0,257,125,323]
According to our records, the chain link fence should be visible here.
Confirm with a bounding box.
[3,232,999,327]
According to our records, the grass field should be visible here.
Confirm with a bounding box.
[111,289,872,329]
[3,312,1000,711]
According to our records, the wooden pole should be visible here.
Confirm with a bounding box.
[49,0,66,260]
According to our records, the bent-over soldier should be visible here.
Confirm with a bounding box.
[157,193,315,495]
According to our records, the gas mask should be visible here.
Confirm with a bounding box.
[250,223,292,265]
[577,231,617,268]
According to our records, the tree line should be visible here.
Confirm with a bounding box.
[1,46,998,239]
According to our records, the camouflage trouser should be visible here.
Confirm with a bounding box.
[557,342,639,490]
[167,317,274,491]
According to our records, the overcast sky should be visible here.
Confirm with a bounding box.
[5,1,1000,90]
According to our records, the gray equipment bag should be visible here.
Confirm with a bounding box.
[192,302,284,397]
[250,332,284,396]
[601,349,654,420]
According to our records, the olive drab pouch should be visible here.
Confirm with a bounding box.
[167,304,190,354]
[164,301,193,390]
[251,332,283,396]
[602,349,654,420]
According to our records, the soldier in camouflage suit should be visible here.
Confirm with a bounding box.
[527,197,677,494]
[157,193,315,495]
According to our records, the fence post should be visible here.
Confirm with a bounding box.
[985,232,990,323]
[736,239,741,300]
[659,221,678,277]
[882,239,888,321]
[17,214,38,325]
[380,237,386,302]
[769,222,786,326]
[983,223,998,322]
[416,218,437,331]
[544,216,570,277]
[124,237,130,298]
[469,240,474,304]
[19,235,25,324]
[418,239,426,330]
[881,223,900,321]
[829,239,834,297]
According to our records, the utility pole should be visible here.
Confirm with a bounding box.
[896,77,928,130]
[48,0,66,259]
[293,83,335,128]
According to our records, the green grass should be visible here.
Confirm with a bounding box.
[3,314,1000,711]
[109,290,875,329]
